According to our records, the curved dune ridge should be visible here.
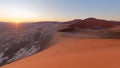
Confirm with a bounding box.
[2,39,120,68]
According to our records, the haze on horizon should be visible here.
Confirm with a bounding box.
[0,0,120,22]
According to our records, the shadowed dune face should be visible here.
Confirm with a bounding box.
[103,27,120,39]
[0,23,55,66]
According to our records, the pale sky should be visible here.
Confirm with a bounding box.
[0,0,120,22]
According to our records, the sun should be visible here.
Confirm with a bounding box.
[11,19,21,27]
[15,20,20,24]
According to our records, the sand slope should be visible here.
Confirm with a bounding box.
[2,39,120,68]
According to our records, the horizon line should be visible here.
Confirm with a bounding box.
[0,17,120,23]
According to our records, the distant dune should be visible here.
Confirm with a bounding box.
[71,18,120,28]
[59,18,120,32]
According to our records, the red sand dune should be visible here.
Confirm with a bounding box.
[70,18,120,28]
[2,39,120,68]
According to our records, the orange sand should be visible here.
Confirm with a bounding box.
[2,39,120,68]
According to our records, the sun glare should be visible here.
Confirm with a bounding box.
[2,6,37,23]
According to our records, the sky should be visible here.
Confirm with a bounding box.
[0,0,120,22]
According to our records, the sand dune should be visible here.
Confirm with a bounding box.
[2,39,120,68]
